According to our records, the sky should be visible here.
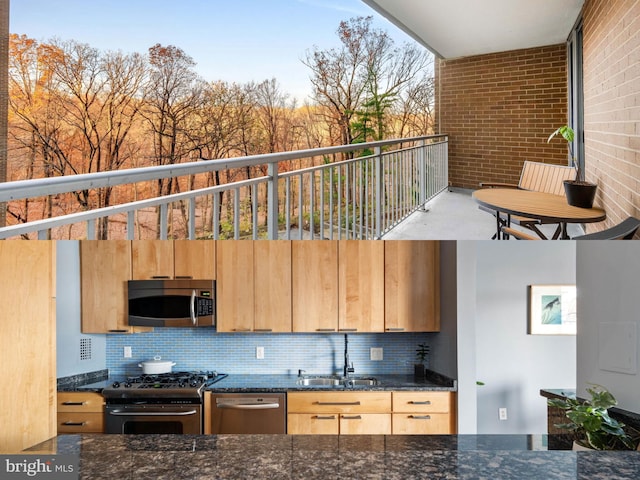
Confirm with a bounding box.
[10,0,423,103]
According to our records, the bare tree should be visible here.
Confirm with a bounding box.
[141,44,203,235]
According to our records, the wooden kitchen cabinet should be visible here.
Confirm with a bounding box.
[80,240,152,334]
[338,241,385,332]
[57,392,105,434]
[292,241,339,332]
[216,240,255,332]
[287,391,392,435]
[131,240,215,280]
[254,241,292,332]
[217,241,292,332]
[392,391,456,434]
[384,241,440,332]
[0,242,56,453]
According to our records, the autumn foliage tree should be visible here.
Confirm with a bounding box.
[6,16,435,238]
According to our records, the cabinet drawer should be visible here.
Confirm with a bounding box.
[287,414,339,434]
[392,391,451,413]
[340,413,391,435]
[57,392,105,413]
[288,392,391,414]
[392,413,453,435]
[57,412,104,433]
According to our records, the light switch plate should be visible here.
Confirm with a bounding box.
[370,347,383,361]
[124,346,132,358]
[256,346,265,359]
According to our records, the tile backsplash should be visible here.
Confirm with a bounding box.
[106,330,435,377]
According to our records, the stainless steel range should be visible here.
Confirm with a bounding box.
[103,371,227,434]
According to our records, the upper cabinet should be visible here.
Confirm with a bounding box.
[338,241,385,332]
[216,241,292,332]
[254,241,292,332]
[131,240,215,280]
[292,241,339,332]
[80,240,149,334]
[384,241,440,332]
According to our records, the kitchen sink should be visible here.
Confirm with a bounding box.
[345,377,378,386]
[297,376,341,386]
[296,376,379,387]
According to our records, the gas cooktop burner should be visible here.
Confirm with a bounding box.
[103,371,228,400]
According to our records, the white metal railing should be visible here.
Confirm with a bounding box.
[0,135,448,240]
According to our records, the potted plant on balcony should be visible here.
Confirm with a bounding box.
[547,384,637,450]
[548,125,598,208]
[414,343,430,379]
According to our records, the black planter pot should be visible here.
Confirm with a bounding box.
[564,180,597,208]
[414,364,425,379]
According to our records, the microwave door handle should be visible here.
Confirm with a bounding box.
[190,289,196,325]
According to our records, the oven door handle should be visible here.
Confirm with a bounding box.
[190,289,197,325]
[216,403,280,410]
[108,410,199,416]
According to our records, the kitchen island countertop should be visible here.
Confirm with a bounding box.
[25,433,640,479]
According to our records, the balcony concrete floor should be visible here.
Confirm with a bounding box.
[382,188,585,240]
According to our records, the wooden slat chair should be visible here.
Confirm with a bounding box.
[502,216,640,240]
[479,161,576,239]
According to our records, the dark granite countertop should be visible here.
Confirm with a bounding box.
[25,434,640,479]
[58,370,457,393]
[207,371,457,393]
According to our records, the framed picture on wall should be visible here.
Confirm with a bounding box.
[528,285,577,335]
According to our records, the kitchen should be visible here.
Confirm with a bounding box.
[2,240,640,478]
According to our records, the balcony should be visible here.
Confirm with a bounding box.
[0,135,450,240]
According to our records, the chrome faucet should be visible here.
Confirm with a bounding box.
[343,334,355,378]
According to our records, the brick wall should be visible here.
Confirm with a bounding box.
[582,0,640,232]
[436,45,569,190]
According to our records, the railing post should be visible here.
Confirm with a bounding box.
[267,161,279,240]
[419,139,427,209]
[374,146,382,238]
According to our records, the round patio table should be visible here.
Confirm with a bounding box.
[472,188,606,239]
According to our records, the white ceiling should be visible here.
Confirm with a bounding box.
[362,0,585,59]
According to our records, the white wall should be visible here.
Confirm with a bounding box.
[457,241,577,434]
[576,242,640,413]
[56,241,106,378]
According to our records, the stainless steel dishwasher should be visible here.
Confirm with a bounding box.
[210,393,286,434]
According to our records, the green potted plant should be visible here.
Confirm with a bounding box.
[414,343,430,379]
[547,384,637,450]
[548,125,597,208]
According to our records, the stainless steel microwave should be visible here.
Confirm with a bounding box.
[127,279,215,327]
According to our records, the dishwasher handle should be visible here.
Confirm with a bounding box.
[216,402,280,410]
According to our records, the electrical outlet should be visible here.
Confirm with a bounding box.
[370,347,383,361]
[256,346,265,359]
[123,346,132,358]
[499,407,508,420]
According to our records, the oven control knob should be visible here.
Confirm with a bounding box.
[112,381,120,388]
[124,382,132,388]
[190,380,198,387]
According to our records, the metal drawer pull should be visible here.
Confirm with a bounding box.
[217,403,280,410]
[233,328,252,332]
[62,421,87,426]
[108,330,128,333]
[409,401,432,405]
[175,276,193,279]
[341,415,362,420]
[315,415,336,420]
[62,401,86,406]
[339,328,358,332]
[316,401,361,406]
[108,410,198,416]
[316,328,336,332]
[151,276,171,279]
[410,415,432,420]
[254,329,273,332]
[385,327,405,331]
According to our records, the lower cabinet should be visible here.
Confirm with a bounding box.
[392,391,456,435]
[287,391,392,435]
[287,391,456,435]
[57,392,105,434]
